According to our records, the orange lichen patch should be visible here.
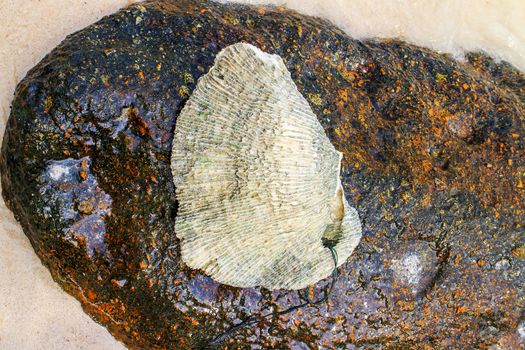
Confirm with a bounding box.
[338,64,357,83]
[511,244,525,258]
[431,125,442,138]
[137,70,145,80]
[87,289,96,300]
[44,96,53,113]
[454,304,468,315]
[77,200,94,215]
[257,6,266,15]
[310,49,341,69]
[397,300,416,312]
[223,13,240,26]
[357,114,367,128]
[178,85,190,98]
[307,93,323,106]
[128,108,150,137]
[337,89,348,102]
[79,159,89,181]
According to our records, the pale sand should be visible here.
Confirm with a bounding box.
[0,0,523,348]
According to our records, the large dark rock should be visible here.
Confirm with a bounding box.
[1,0,524,348]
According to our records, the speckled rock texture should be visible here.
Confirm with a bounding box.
[1,0,524,348]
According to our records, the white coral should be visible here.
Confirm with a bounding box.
[171,43,361,290]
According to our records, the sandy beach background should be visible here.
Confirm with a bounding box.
[0,0,523,349]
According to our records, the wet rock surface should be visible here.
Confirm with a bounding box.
[1,0,524,348]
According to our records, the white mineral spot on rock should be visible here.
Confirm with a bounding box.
[393,253,423,289]
[48,163,71,181]
[518,320,525,340]
[495,258,510,270]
